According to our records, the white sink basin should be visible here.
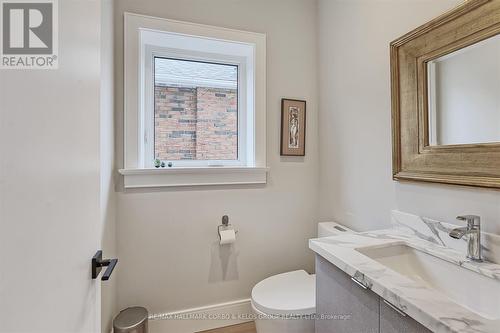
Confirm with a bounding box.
[356,244,500,320]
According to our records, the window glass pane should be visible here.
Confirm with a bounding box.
[154,57,238,161]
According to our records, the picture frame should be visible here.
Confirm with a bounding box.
[281,98,306,156]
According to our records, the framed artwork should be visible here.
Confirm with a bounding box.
[281,98,306,156]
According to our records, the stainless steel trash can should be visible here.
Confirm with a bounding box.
[113,307,148,333]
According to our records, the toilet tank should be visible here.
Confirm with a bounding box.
[317,222,354,238]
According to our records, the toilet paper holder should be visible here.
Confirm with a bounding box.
[217,215,238,240]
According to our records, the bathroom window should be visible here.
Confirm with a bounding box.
[151,57,241,166]
[121,13,268,187]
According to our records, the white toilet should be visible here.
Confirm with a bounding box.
[251,222,353,333]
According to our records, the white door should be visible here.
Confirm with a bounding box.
[0,1,105,332]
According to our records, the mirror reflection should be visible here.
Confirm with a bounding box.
[427,34,500,146]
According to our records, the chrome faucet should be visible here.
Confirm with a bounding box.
[449,215,482,262]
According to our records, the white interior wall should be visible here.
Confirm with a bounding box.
[317,0,500,235]
[114,0,319,314]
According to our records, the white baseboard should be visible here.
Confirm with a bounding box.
[148,299,253,333]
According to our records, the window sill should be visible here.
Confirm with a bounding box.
[118,167,269,189]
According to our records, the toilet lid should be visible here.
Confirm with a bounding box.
[251,270,315,316]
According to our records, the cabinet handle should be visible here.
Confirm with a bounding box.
[383,299,407,317]
[351,276,368,290]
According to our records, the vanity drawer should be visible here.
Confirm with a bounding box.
[380,299,431,333]
[315,255,379,333]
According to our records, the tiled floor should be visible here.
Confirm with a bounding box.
[197,321,256,333]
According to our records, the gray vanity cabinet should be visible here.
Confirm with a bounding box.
[316,254,432,333]
[380,299,432,333]
[316,255,379,333]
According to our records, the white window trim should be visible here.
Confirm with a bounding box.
[120,167,269,189]
[120,13,267,188]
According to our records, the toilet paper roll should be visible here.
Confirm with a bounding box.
[219,228,236,245]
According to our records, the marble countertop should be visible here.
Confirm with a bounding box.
[309,211,500,333]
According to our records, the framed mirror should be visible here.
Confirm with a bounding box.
[391,0,500,189]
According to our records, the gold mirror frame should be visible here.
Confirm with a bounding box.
[391,0,500,189]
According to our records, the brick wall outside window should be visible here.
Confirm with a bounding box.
[154,85,238,161]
